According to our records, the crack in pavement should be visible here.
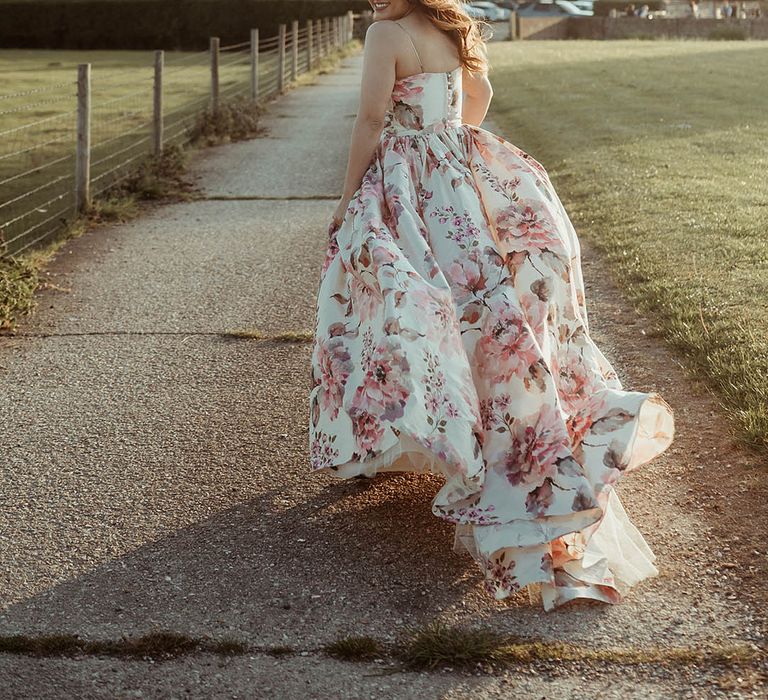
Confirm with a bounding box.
[0,331,313,340]
[1,632,759,671]
[197,194,339,201]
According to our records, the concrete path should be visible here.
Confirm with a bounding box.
[0,53,765,699]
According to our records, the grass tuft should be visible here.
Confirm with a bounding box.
[266,645,295,657]
[0,633,82,656]
[324,635,385,662]
[188,95,265,147]
[108,630,201,659]
[87,196,140,223]
[0,255,38,331]
[397,620,509,670]
[222,329,267,339]
[395,620,762,671]
[101,143,201,205]
[214,637,251,655]
[221,329,313,343]
[273,330,314,343]
[0,630,201,661]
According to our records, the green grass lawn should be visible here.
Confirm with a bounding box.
[486,40,768,451]
[0,47,274,140]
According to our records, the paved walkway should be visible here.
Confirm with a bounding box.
[0,53,764,698]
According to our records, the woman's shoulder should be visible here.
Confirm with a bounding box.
[364,19,406,42]
[363,20,408,65]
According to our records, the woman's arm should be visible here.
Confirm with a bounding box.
[332,22,398,226]
[462,68,493,127]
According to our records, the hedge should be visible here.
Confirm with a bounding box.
[0,0,371,50]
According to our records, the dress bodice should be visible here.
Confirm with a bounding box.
[381,65,463,138]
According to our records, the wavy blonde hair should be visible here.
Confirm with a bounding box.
[411,0,492,73]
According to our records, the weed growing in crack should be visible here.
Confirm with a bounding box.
[397,621,510,671]
[394,620,762,672]
[0,255,38,331]
[188,95,265,146]
[221,329,313,343]
[0,633,82,657]
[266,645,295,657]
[324,635,385,662]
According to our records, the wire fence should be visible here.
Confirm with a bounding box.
[0,13,356,257]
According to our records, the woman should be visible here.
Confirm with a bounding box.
[309,0,675,611]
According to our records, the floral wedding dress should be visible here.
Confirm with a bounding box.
[308,39,675,610]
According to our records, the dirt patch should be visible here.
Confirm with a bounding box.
[578,235,768,640]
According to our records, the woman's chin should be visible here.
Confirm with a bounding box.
[370,2,402,20]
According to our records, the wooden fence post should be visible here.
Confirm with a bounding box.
[153,50,163,155]
[323,17,330,54]
[291,19,299,81]
[75,63,91,213]
[210,37,220,112]
[509,11,517,41]
[347,10,354,42]
[277,24,286,93]
[307,19,314,69]
[250,28,259,102]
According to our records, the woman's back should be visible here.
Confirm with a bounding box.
[385,14,462,80]
[361,6,493,128]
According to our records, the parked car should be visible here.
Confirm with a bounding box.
[516,0,594,16]
[469,2,513,20]
[463,4,490,19]
[592,1,667,17]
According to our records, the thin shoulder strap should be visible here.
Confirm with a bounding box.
[394,21,424,72]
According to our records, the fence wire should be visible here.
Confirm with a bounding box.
[1,15,355,256]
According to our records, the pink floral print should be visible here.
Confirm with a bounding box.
[309,65,675,610]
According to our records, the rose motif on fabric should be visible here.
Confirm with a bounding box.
[495,199,558,255]
[349,407,386,455]
[349,336,412,423]
[391,81,424,103]
[448,250,489,305]
[322,219,341,274]
[393,100,424,130]
[310,431,340,470]
[483,550,520,598]
[476,301,541,383]
[314,336,353,421]
[349,273,384,324]
[492,404,570,488]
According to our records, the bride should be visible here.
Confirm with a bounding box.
[308,0,675,610]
